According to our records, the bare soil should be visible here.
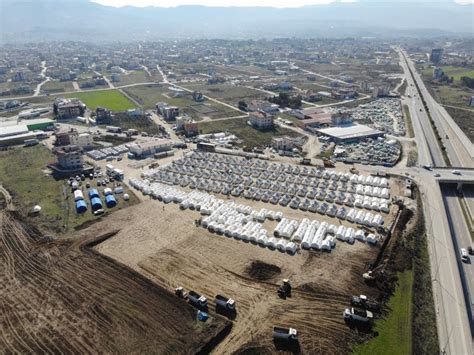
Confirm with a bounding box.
[90,199,388,354]
[0,211,228,354]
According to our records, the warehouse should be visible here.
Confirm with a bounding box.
[128,139,173,158]
[0,124,45,146]
[316,124,384,143]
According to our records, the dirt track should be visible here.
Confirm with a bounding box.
[93,200,383,354]
[0,211,228,354]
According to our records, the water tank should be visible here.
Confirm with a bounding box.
[123,193,130,201]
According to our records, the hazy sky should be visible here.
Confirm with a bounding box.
[92,0,473,8]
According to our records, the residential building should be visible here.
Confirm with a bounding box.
[156,102,179,121]
[54,98,86,119]
[54,145,84,170]
[272,136,295,151]
[95,107,112,124]
[176,115,198,137]
[430,48,444,64]
[249,110,274,130]
[331,110,353,125]
[248,99,279,114]
[55,129,93,149]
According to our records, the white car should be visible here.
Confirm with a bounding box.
[452,170,461,175]
[460,248,469,263]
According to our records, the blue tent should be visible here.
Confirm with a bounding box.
[90,197,103,211]
[88,188,99,199]
[105,194,117,208]
[75,199,87,214]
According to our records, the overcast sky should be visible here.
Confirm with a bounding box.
[92,0,473,8]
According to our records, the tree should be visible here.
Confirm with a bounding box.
[238,100,248,111]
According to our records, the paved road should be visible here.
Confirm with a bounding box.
[441,185,474,353]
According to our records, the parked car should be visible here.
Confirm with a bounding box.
[351,295,380,312]
[460,248,469,263]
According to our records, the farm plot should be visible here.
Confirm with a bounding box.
[0,211,228,354]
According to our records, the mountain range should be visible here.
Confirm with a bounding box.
[0,0,472,43]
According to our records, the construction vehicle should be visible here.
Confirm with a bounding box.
[351,295,380,312]
[175,287,188,299]
[277,279,292,299]
[362,264,385,282]
[322,158,335,168]
[215,294,236,312]
[343,308,373,324]
[349,167,359,174]
[188,291,208,308]
[272,327,298,342]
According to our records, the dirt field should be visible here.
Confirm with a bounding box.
[93,197,388,354]
[0,211,228,354]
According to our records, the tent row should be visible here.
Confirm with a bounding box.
[148,170,391,207]
[172,152,389,188]
[159,161,388,194]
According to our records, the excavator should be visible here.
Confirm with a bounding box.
[362,264,385,283]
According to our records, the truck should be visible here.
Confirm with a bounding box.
[350,295,380,312]
[272,327,298,342]
[106,126,122,133]
[343,308,373,324]
[175,287,188,299]
[215,294,236,312]
[299,158,311,166]
[24,138,39,147]
[188,291,208,308]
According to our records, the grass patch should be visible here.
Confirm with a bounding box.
[123,84,238,119]
[445,106,474,144]
[102,112,163,135]
[0,145,137,234]
[352,270,414,355]
[458,196,474,241]
[41,80,74,93]
[398,79,408,96]
[407,149,418,167]
[66,90,136,111]
[440,66,474,82]
[403,105,414,138]
[199,117,303,149]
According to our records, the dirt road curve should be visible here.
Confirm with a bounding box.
[0,184,14,210]
[0,211,228,354]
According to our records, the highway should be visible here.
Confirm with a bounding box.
[400,49,474,168]
[398,47,474,354]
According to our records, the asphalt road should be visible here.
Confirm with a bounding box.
[441,185,474,353]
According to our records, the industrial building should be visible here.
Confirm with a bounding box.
[317,124,384,143]
[0,118,53,145]
[128,139,173,158]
